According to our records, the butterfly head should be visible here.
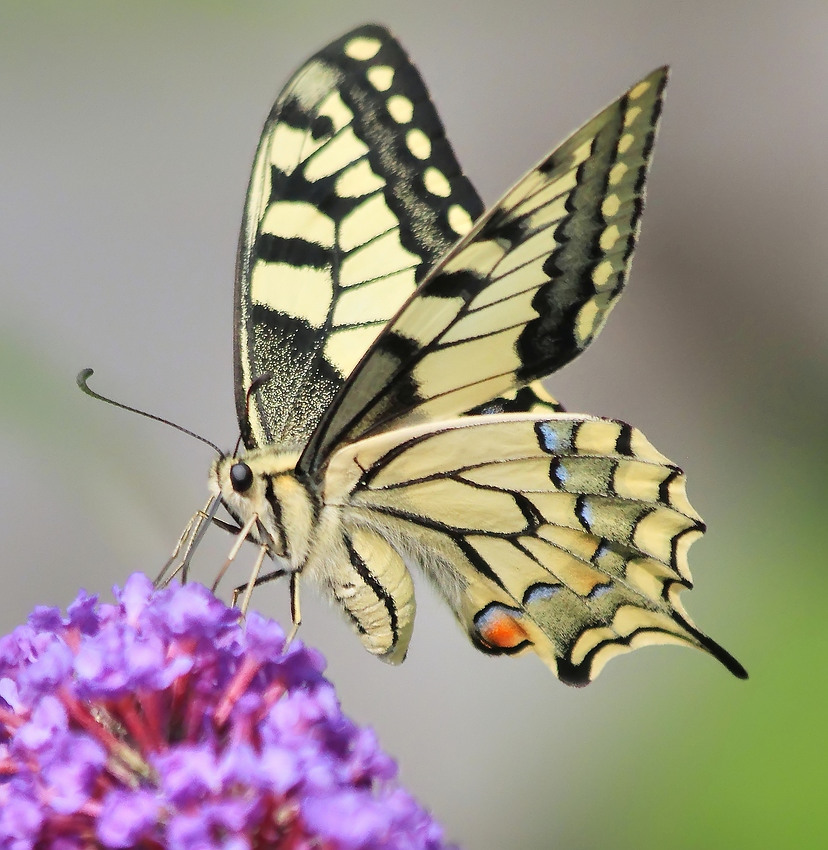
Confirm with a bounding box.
[209,448,313,567]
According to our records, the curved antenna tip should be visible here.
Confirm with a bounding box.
[76,368,223,456]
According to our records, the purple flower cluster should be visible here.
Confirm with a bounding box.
[0,574,454,849]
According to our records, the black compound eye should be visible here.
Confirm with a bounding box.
[229,461,254,494]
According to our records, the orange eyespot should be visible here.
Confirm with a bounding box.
[473,604,530,651]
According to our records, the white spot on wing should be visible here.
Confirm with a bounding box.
[617,132,635,154]
[423,167,452,198]
[405,128,432,160]
[628,79,651,100]
[366,65,394,91]
[344,36,383,61]
[608,162,628,186]
[601,194,620,218]
[591,260,615,289]
[624,106,643,127]
[574,299,600,345]
[387,94,414,124]
[599,224,621,251]
[447,204,473,235]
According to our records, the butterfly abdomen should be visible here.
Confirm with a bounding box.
[307,515,416,664]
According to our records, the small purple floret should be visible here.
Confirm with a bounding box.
[0,573,456,849]
[97,789,161,847]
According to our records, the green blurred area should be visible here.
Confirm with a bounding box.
[1,2,826,848]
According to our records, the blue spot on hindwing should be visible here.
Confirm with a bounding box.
[576,496,594,530]
[592,541,610,564]
[523,583,562,606]
[550,459,569,488]
[537,421,570,455]
[588,583,613,600]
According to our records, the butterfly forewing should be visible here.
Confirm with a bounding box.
[298,67,667,473]
[324,414,745,684]
[235,24,485,450]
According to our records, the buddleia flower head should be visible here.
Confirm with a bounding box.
[0,573,454,849]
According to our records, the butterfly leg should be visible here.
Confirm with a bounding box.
[156,496,222,588]
[285,573,301,649]
[230,566,288,604]
[209,517,245,534]
[234,540,269,616]
[228,566,298,648]
[211,513,259,592]
[155,511,199,587]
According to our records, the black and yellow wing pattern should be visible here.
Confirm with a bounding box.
[217,24,746,685]
[298,61,665,470]
[235,25,555,452]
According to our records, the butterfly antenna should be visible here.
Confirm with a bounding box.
[77,368,224,456]
[232,372,274,456]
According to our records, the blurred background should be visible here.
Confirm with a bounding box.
[2,1,825,847]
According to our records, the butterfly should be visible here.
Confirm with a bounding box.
[201,24,746,685]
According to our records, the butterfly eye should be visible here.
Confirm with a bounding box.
[229,461,254,493]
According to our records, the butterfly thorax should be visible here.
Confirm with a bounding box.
[209,448,318,569]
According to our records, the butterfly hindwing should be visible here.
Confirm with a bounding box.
[299,67,667,473]
[323,414,746,683]
[235,24,484,451]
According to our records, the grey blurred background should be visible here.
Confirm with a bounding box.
[2,2,825,847]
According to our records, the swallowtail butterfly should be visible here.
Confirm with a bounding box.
[203,25,746,685]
